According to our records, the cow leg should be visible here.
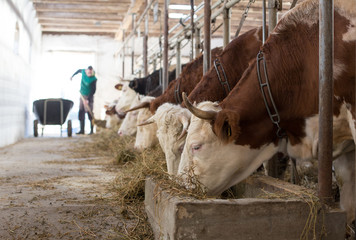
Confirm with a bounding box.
[333,150,355,226]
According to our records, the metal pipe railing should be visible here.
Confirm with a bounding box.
[116,0,156,56]
[318,0,334,204]
[127,0,242,77]
[203,0,211,74]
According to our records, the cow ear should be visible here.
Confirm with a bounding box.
[115,83,123,90]
[104,105,109,109]
[213,109,240,143]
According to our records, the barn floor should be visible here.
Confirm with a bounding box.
[0,136,130,239]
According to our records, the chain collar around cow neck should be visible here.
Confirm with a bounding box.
[256,51,286,138]
[214,58,231,97]
[174,77,182,104]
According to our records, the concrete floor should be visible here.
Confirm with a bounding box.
[0,136,128,239]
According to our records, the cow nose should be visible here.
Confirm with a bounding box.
[118,131,123,136]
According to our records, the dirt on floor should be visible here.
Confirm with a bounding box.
[0,136,135,240]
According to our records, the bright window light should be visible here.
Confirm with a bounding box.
[169,13,187,19]
[169,13,197,19]
[169,5,196,10]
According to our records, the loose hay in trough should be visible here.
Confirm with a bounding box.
[71,129,341,239]
[72,128,208,239]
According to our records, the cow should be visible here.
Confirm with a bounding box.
[140,103,191,175]
[118,95,141,136]
[187,26,266,104]
[104,100,122,129]
[134,96,158,151]
[179,0,355,223]
[128,67,182,97]
[115,82,138,115]
[126,27,266,164]
[126,47,224,114]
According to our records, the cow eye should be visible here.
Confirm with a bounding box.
[178,145,184,153]
[192,144,202,152]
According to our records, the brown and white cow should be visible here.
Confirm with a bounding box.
[126,47,223,114]
[179,0,355,221]
[126,27,266,155]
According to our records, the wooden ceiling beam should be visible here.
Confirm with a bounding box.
[42,31,115,37]
[38,18,121,25]
[32,0,130,4]
[42,26,118,32]
[37,12,124,21]
[33,3,129,13]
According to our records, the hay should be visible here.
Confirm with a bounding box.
[71,129,330,239]
[71,128,138,165]
[71,129,207,239]
[258,188,325,240]
[107,145,207,240]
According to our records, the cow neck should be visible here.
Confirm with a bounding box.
[219,61,278,149]
[256,50,285,139]
[174,77,182,104]
[188,28,262,104]
[213,58,231,97]
[145,76,152,95]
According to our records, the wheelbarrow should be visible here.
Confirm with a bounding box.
[32,98,74,137]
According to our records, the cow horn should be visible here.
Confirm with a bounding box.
[178,115,189,140]
[182,92,217,120]
[137,116,155,126]
[125,101,150,113]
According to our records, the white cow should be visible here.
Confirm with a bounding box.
[115,82,137,114]
[134,96,158,151]
[118,95,141,136]
[143,103,191,175]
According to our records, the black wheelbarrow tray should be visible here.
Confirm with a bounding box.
[33,98,74,137]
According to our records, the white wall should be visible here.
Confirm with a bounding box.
[0,0,41,147]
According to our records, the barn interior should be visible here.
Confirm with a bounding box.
[1,0,294,147]
[0,0,354,239]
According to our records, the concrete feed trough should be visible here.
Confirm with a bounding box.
[145,175,346,240]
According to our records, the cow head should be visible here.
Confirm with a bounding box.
[134,96,158,151]
[178,94,278,196]
[104,100,122,128]
[115,82,138,114]
[129,79,138,90]
[147,103,191,175]
[117,95,141,136]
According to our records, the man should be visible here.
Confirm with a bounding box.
[70,66,97,135]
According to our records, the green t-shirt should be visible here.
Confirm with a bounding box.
[80,69,97,96]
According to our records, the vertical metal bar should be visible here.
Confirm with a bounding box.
[153,58,157,71]
[162,0,169,92]
[143,0,149,76]
[223,1,231,48]
[268,0,277,35]
[318,0,334,204]
[122,30,125,78]
[195,28,201,57]
[203,0,211,74]
[190,0,195,60]
[266,0,279,178]
[131,13,136,75]
[262,0,267,44]
[60,99,63,137]
[176,41,181,78]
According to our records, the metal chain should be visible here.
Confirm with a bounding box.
[234,0,256,38]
